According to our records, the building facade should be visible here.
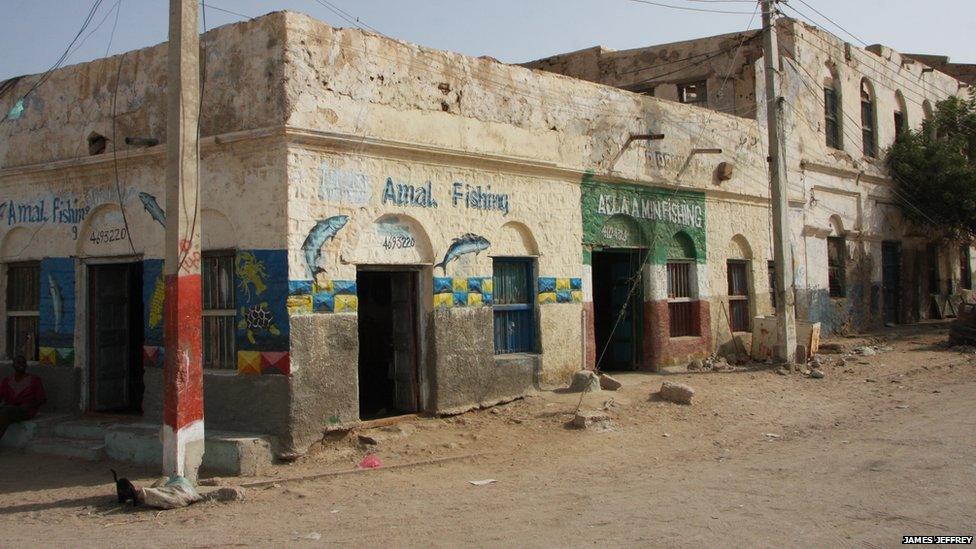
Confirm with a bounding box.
[2,12,965,457]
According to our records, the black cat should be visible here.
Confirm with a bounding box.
[111,469,139,506]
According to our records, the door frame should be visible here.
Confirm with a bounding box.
[591,247,648,370]
[80,255,141,412]
[355,264,428,413]
[882,241,901,325]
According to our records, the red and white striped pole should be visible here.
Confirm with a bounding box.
[163,0,204,481]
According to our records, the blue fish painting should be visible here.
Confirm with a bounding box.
[47,274,63,333]
[138,192,166,228]
[435,233,490,274]
[302,215,349,277]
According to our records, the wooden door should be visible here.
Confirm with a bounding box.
[390,272,418,412]
[89,264,132,411]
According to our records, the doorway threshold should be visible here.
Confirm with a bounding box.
[357,413,422,430]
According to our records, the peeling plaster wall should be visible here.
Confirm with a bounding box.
[0,14,289,168]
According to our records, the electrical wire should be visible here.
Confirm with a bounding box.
[623,0,757,15]
[111,49,138,257]
[2,0,105,122]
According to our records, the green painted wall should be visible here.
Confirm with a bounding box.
[581,172,707,264]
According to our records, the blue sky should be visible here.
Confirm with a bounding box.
[1,0,974,81]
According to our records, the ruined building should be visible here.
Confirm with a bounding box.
[526,17,973,334]
[0,12,968,459]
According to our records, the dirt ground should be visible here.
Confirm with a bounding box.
[1,322,974,547]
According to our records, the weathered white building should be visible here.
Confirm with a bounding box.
[2,11,965,460]
[527,17,973,335]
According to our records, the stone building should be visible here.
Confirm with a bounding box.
[526,17,974,335]
[1,11,963,459]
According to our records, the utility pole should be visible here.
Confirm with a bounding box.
[163,0,204,480]
[760,0,797,365]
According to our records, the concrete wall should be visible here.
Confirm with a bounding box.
[429,307,536,412]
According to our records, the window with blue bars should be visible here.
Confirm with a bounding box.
[493,258,535,354]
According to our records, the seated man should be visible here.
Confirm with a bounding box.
[0,356,47,442]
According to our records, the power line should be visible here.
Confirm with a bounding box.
[2,0,105,122]
[312,0,382,34]
[793,0,869,47]
[623,0,757,15]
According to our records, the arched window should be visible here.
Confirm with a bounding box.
[667,232,698,337]
[894,90,908,140]
[823,64,842,149]
[860,79,877,157]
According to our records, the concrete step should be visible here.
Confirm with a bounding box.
[27,436,106,461]
[53,420,113,441]
[0,414,73,448]
[104,424,275,476]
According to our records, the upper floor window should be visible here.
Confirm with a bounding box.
[202,251,236,369]
[6,262,40,360]
[678,80,707,106]
[894,91,908,140]
[860,79,877,157]
[823,67,842,150]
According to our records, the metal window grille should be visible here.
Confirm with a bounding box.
[727,260,751,332]
[493,258,535,354]
[824,87,841,149]
[6,262,40,360]
[203,252,236,369]
[861,88,876,157]
[827,237,847,298]
[678,80,707,106]
[667,261,696,337]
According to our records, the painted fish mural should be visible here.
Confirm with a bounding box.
[436,233,491,274]
[47,274,63,333]
[301,215,349,277]
[138,192,166,228]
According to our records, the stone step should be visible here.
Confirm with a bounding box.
[53,420,113,441]
[27,436,106,461]
[104,424,275,476]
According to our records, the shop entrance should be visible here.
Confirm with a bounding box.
[88,262,144,413]
[356,269,421,420]
[592,249,646,370]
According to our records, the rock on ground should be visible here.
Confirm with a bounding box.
[571,410,613,430]
[599,373,622,391]
[568,370,602,393]
[659,381,695,404]
[204,486,246,503]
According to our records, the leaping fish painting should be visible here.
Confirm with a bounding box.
[47,274,63,333]
[302,215,349,278]
[138,192,166,228]
[435,233,490,274]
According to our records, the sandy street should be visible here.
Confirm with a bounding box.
[1,323,974,547]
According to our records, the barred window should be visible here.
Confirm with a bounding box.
[203,252,235,369]
[727,260,751,332]
[667,261,696,337]
[493,258,535,354]
[768,260,777,309]
[6,262,40,360]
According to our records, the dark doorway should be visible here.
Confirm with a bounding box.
[592,249,646,370]
[88,262,144,413]
[356,269,420,420]
[882,241,901,326]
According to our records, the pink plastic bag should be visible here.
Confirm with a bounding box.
[357,454,382,469]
